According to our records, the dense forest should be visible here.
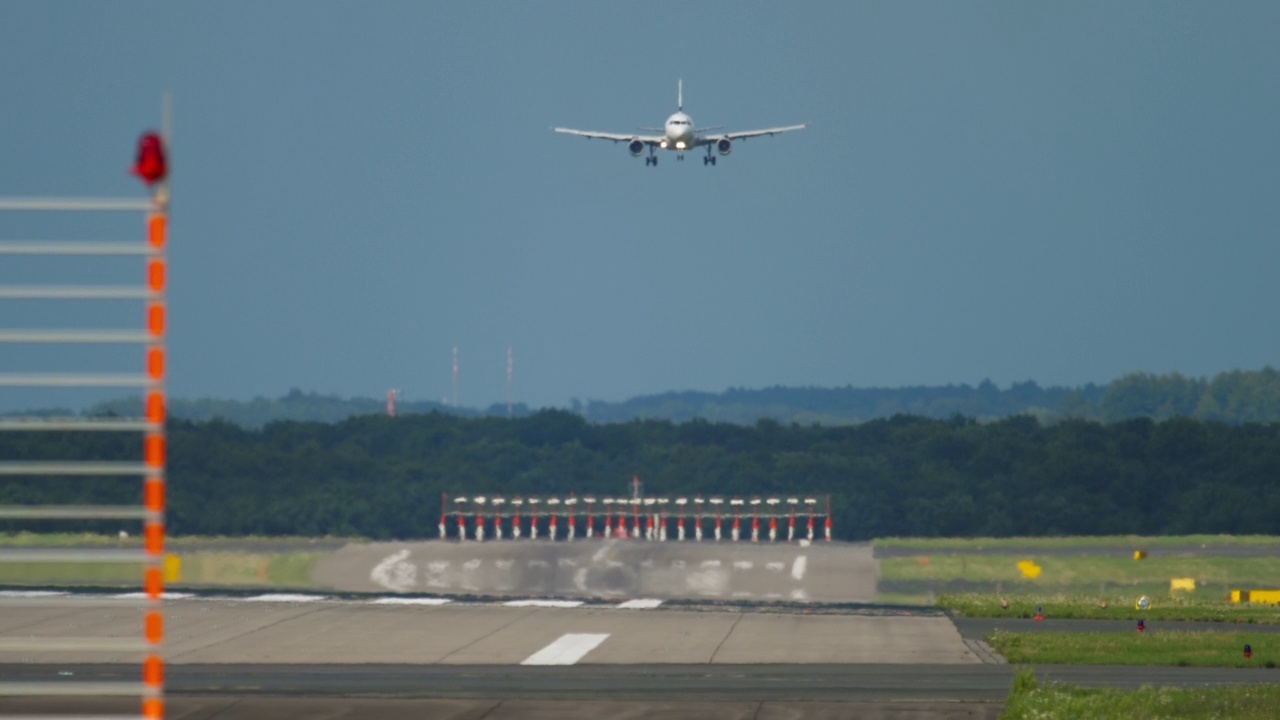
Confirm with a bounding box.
[44,367,1280,429]
[3,411,1280,540]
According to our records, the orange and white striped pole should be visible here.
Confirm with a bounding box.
[142,203,167,720]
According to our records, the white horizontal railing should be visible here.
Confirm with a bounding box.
[0,286,156,300]
[0,374,153,388]
[0,198,154,212]
[0,462,154,476]
[0,242,155,256]
[0,418,154,432]
[0,505,155,520]
[0,331,154,344]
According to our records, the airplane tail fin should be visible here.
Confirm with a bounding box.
[678,79,683,111]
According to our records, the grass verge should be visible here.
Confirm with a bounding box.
[876,534,1280,551]
[1001,669,1280,720]
[0,532,360,548]
[990,631,1278,667]
[0,552,325,589]
[882,554,1280,588]
[940,593,1280,623]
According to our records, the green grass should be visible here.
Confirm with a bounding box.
[0,532,360,548]
[990,631,1278,667]
[0,551,325,589]
[940,593,1280,624]
[177,552,324,588]
[872,592,933,606]
[1001,673,1280,720]
[882,554,1280,587]
[877,534,1280,551]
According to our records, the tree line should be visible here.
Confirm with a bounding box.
[2,410,1279,540]
[40,367,1280,429]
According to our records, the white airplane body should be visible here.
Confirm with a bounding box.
[554,80,808,166]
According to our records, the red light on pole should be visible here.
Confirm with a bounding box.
[131,132,167,186]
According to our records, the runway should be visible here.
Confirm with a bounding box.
[3,663,1277,719]
[0,599,978,665]
[5,540,1280,718]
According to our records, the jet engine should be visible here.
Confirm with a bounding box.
[716,138,733,156]
[628,139,646,157]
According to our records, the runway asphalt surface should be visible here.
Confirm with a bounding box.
[5,539,1280,718]
[3,663,1279,719]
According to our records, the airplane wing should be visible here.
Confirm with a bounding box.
[696,123,809,145]
[553,128,664,145]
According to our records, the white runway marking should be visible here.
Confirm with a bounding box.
[244,594,329,602]
[521,633,609,665]
[527,560,549,569]
[111,592,194,600]
[495,559,514,570]
[0,590,67,598]
[700,560,721,568]
[766,561,785,572]
[733,561,754,570]
[732,591,753,598]
[462,559,482,571]
[503,599,584,608]
[616,599,663,610]
[790,589,809,600]
[370,597,452,605]
[371,549,417,592]
[591,543,612,563]
[791,555,808,580]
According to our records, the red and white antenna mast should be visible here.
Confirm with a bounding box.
[452,345,459,408]
[506,345,514,417]
[386,389,399,417]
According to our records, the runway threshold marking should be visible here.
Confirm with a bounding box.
[521,633,610,665]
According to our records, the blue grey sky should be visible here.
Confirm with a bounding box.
[2,2,1278,412]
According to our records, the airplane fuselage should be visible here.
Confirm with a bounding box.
[662,112,696,151]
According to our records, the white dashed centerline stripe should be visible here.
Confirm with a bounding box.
[521,633,610,665]
[504,599,584,608]
[791,555,808,581]
[369,597,452,605]
[616,599,663,610]
[243,594,329,602]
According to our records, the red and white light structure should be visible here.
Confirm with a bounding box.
[439,491,831,542]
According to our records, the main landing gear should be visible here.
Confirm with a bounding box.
[703,155,717,166]
[645,149,658,166]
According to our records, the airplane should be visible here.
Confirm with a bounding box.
[553,80,808,166]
